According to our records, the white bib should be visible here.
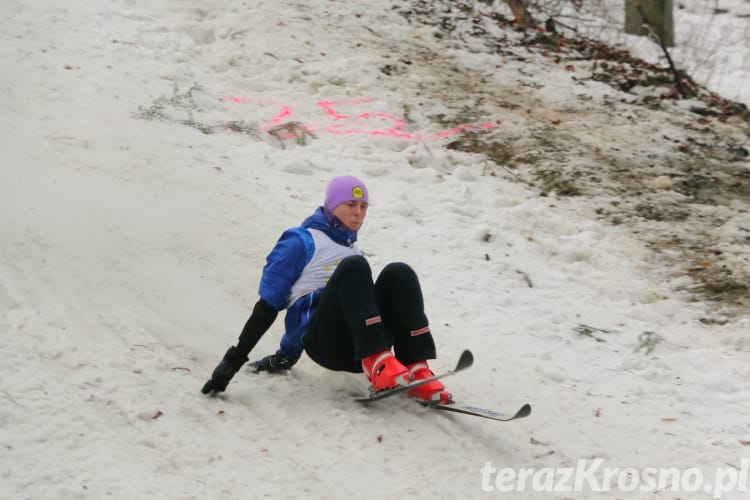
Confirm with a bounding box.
[286,229,361,306]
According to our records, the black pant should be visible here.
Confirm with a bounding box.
[303,255,437,372]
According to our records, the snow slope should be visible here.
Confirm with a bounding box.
[1,0,748,499]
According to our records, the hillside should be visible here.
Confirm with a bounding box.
[395,0,749,319]
[1,1,748,499]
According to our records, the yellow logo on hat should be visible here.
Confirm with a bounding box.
[352,186,365,199]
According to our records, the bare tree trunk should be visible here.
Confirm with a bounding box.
[625,0,675,47]
[504,0,535,28]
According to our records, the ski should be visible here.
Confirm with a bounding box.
[425,402,532,422]
[354,349,474,403]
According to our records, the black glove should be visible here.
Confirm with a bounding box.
[201,346,249,395]
[250,352,296,373]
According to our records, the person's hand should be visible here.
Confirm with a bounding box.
[201,346,248,395]
[250,352,296,373]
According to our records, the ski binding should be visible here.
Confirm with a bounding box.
[354,349,473,403]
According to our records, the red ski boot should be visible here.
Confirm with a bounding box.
[406,361,453,404]
[361,350,410,392]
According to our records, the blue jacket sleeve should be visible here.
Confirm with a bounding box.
[258,228,314,311]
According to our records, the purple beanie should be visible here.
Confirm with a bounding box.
[324,176,369,211]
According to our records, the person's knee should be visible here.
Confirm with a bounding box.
[379,262,417,283]
[338,255,371,276]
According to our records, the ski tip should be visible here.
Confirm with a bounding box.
[456,349,474,371]
[515,403,532,419]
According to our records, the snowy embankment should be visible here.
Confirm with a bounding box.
[1,0,748,499]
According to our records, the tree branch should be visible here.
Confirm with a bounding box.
[636,5,685,98]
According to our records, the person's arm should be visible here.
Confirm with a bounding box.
[201,229,312,395]
[200,299,278,394]
[249,227,314,372]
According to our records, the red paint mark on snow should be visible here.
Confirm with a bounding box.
[220,96,500,141]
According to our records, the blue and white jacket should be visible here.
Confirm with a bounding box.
[259,207,362,361]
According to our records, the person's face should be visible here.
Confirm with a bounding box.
[332,201,368,231]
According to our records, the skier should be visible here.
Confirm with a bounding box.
[201,175,452,403]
